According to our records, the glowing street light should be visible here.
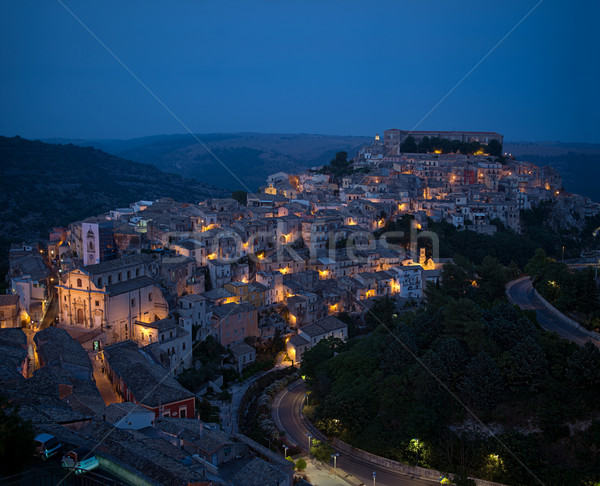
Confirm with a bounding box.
[373,471,376,486]
[307,433,312,452]
[282,444,289,458]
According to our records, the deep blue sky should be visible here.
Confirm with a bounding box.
[1,0,598,142]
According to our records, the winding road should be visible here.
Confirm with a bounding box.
[273,380,436,486]
[506,277,599,347]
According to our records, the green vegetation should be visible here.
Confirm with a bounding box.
[0,397,35,475]
[317,151,369,181]
[231,190,248,205]
[526,249,600,330]
[300,252,600,485]
[309,439,335,463]
[399,135,502,157]
[378,202,591,269]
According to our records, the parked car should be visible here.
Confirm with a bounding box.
[34,433,61,461]
[61,447,100,474]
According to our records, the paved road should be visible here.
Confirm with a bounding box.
[273,380,436,486]
[506,277,599,347]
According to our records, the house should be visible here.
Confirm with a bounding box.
[285,334,311,366]
[210,302,259,347]
[230,342,256,373]
[131,317,192,374]
[103,340,195,419]
[153,417,235,468]
[0,294,20,328]
[0,328,29,385]
[232,457,291,486]
[156,255,195,297]
[100,402,155,430]
[33,327,94,381]
[286,316,348,365]
[177,294,209,341]
[8,251,49,327]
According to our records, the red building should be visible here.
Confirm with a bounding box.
[464,168,477,185]
[103,341,194,418]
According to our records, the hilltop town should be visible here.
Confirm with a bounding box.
[2,130,599,485]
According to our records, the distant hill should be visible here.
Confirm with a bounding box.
[48,132,373,192]
[0,136,228,272]
[504,141,600,202]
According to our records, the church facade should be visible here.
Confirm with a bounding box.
[57,255,169,344]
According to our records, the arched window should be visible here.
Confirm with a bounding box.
[97,278,102,287]
[136,268,140,277]
[127,270,131,279]
[118,272,122,282]
[76,278,82,287]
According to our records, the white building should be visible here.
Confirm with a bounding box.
[57,255,169,345]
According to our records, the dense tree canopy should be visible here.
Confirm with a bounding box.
[301,250,600,485]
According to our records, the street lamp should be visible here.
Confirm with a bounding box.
[331,453,339,476]
[307,433,312,452]
[373,471,376,486]
[282,445,288,459]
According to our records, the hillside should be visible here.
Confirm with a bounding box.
[504,141,600,202]
[0,136,228,271]
[49,132,372,191]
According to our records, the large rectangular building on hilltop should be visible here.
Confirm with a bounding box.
[384,129,503,152]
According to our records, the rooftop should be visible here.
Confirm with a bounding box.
[231,457,287,486]
[33,327,93,371]
[103,341,193,408]
[0,294,19,306]
[106,276,157,296]
[83,254,152,275]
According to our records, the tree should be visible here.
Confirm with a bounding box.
[524,248,552,280]
[296,458,307,471]
[0,397,35,474]
[459,351,504,410]
[476,256,507,305]
[231,190,247,205]
[400,135,417,153]
[566,341,600,392]
[310,439,334,462]
[197,398,213,421]
[487,139,502,157]
[300,337,345,380]
[499,337,547,392]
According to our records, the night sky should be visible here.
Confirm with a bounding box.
[1,0,598,142]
